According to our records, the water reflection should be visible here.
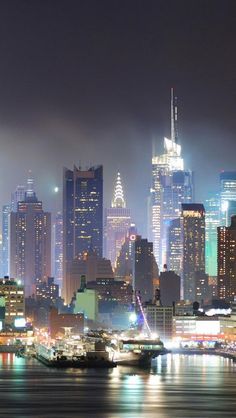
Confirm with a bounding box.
[0,353,235,417]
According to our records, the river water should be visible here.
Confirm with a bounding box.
[0,353,235,417]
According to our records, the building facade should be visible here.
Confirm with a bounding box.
[182,203,205,301]
[151,89,193,268]
[218,216,236,301]
[63,165,103,303]
[220,171,236,226]
[104,172,131,268]
[10,178,51,297]
[0,277,25,326]
[53,212,63,288]
[1,204,11,277]
[205,193,220,277]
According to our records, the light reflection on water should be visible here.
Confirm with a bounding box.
[0,353,235,417]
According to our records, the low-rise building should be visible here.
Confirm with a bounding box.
[0,277,25,326]
[145,302,173,342]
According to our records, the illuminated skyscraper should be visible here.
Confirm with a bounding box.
[217,216,236,301]
[11,185,26,211]
[1,204,11,276]
[151,89,193,267]
[205,193,220,277]
[167,217,183,277]
[10,175,51,297]
[220,171,236,226]
[182,203,205,301]
[63,165,103,303]
[53,212,63,289]
[104,172,131,268]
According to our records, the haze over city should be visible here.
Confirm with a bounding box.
[0,0,236,235]
[1,2,236,417]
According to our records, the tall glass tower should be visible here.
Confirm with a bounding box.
[220,171,236,226]
[205,192,220,277]
[63,165,103,303]
[151,89,193,268]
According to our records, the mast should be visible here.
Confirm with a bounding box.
[171,87,178,143]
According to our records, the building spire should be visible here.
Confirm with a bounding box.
[112,172,126,208]
[171,87,178,143]
[25,170,37,201]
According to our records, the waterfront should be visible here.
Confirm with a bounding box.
[0,353,236,417]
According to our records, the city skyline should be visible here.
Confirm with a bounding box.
[0,1,235,237]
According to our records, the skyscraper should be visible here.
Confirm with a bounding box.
[10,175,51,297]
[134,236,156,303]
[182,203,205,301]
[167,217,183,277]
[53,212,63,289]
[104,172,131,268]
[151,89,193,268]
[220,171,236,226]
[1,204,11,277]
[205,193,220,277]
[218,216,236,301]
[63,165,103,303]
[11,185,26,211]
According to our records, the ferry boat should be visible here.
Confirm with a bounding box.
[35,341,116,368]
[113,338,168,367]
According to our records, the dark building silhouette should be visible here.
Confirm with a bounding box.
[159,270,181,306]
[134,236,155,303]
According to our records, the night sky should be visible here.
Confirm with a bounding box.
[0,0,236,235]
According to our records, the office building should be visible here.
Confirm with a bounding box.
[159,269,181,305]
[0,277,25,326]
[167,217,183,277]
[87,278,133,306]
[218,215,236,301]
[115,224,138,282]
[205,193,220,277]
[182,203,205,301]
[195,271,209,303]
[65,249,113,304]
[1,205,10,277]
[10,175,51,297]
[145,302,173,342]
[151,89,193,267]
[11,185,26,211]
[220,171,236,226]
[74,275,98,321]
[36,277,59,303]
[63,165,103,303]
[53,212,63,288]
[49,307,84,339]
[134,236,156,303]
[104,172,131,268]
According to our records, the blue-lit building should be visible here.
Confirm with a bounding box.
[220,171,236,226]
[63,165,103,303]
[205,193,220,277]
[151,89,193,268]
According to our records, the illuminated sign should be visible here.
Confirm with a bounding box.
[14,318,26,328]
[195,321,220,335]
